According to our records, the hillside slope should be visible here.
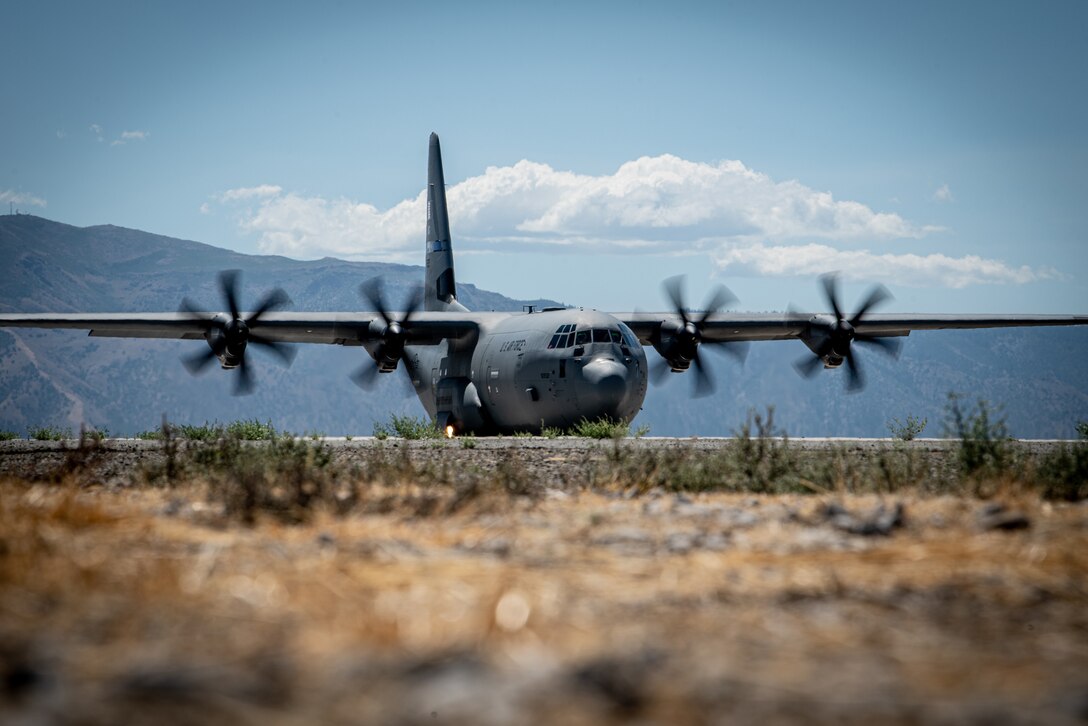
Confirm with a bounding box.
[1,214,1085,437]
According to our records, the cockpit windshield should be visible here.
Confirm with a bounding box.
[549,323,639,350]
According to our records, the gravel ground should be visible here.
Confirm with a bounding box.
[0,436,1072,489]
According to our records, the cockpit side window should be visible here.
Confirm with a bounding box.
[618,323,640,348]
[609,329,622,343]
[548,324,578,349]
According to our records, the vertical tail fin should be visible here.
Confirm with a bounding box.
[425,133,467,312]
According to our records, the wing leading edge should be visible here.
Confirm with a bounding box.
[2,311,1084,346]
[0,312,480,346]
[620,313,1088,344]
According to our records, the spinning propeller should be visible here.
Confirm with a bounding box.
[351,278,424,389]
[652,275,749,397]
[792,273,902,392]
[178,270,296,395]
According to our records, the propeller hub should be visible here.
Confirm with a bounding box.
[178,270,294,395]
[793,274,897,392]
[224,318,250,355]
[830,320,855,356]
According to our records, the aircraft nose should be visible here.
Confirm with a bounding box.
[580,358,628,402]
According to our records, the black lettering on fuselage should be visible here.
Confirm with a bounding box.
[498,339,527,353]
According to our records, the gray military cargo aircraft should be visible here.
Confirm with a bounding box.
[2,133,1086,435]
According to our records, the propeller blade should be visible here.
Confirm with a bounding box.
[182,346,219,375]
[844,351,864,392]
[849,284,891,325]
[663,275,690,324]
[855,334,902,358]
[650,356,676,385]
[233,356,255,396]
[247,287,291,325]
[402,284,424,322]
[714,340,750,365]
[249,333,298,366]
[178,297,213,323]
[351,360,381,390]
[219,270,241,320]
[696,283,738,326]
[794,353,825,379]
[820,273,844,322]
[691,351,715,397]
[361,279,393,328]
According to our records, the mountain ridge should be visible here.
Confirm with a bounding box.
[1,214,1086,438]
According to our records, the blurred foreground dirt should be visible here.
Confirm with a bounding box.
[1,440,1086,724]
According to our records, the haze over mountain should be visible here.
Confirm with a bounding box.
[1,214,1085,438]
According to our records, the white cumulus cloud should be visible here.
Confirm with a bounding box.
[934,183,953,203]
[0,190,47,208]
[219,156,925,258]
[110,129,150,146]
[713,242,1053,288]
[214,154,1046,287]
[220,185,284,202]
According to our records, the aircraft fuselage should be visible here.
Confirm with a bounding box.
[403,309,648,434]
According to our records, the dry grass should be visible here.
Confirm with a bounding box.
[1,440,1087,724]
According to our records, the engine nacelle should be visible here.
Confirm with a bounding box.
[205,314,248,369]
[652,320,698,371]
[799,314,845,369]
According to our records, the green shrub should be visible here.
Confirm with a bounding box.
[460,434,477,449]
[193,433,335,524]
[175,422,223,441]
[570,417,629,439]
[225,419,277,440]
[28,425,70,441]
[944,394,1011,477]
[372,413,440,439]
[83,426,109,443]
[541,425,563,439]
[0,430,19,441]
[135,429,163,440]
[730,406,794,492]
[1037,444,1088,501]
[1076,421,1088,440]
[887,414,927,441]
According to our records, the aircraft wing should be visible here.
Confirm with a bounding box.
[0,312,480,346]
[620,313,1088,343]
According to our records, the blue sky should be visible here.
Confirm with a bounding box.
[2,1,1086,314]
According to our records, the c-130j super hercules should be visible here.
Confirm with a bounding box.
[2,134,1086,435]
